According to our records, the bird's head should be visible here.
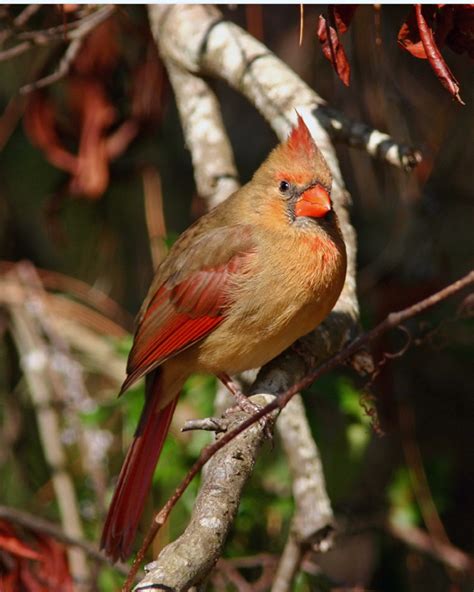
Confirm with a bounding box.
[253,114,334,226]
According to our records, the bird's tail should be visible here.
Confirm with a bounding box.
[101,369,178,562]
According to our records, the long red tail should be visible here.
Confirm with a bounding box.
[101,370,178,561]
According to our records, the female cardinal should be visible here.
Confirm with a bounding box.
[101,115,347,561]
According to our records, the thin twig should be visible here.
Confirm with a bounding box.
[17,5,115,42]
[181,417,228,433]
[14,4,41,28]
[20,36,83,94]
[0,40,30,61]
[142,167,168,269]
[299,4,304,47]
[127,270,474,588]
[0,6,115,64]
[387,520,474,574]
[271,534,305,592]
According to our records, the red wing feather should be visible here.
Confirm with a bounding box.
[121,252,252,392]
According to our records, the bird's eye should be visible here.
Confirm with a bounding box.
[279,180,290,194]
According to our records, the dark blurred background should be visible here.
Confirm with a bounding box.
[0,5,473,591]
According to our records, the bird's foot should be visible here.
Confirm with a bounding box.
[218,372,259,414]
[218,373,272,438]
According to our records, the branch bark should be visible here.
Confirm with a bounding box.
[134,394,278,592]
[8,277,91,590]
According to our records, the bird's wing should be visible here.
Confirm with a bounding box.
[121,224,256,391]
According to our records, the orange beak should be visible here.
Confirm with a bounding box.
[294,184,331,219]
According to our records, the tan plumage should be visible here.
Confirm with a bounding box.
[102,115,347,561]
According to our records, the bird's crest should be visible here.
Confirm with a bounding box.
[254,112,332,190]
[285,114,317,159]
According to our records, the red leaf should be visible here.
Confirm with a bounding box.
[317,14,351,86]
[73,18,119,76]
[0,519,74,591]
[415,4,465,104]
[398,7,429,58]
[0,532,42,561]
[23,93,78,173]
[68,79,116,198]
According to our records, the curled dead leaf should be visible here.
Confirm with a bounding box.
[316,13,351,86]
[23,93,77,174]
[415,4,465,104]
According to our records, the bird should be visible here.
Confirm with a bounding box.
[101,115,347,561]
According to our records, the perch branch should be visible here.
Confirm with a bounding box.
[129,395,278,592]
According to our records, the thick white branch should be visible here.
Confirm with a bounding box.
[164,61,240,208]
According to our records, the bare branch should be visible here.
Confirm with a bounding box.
[20,36,83,94]
[8,271,91,589]
[161,59,240,209]
[0,40,30,61]
[182,417,228,433]
[150,5,420,174]
[129,394,278,592]
[271,535,305,592]
[314,105,422,172]
[0,5,116,91]
[13,4,41,28]
[17,5,115,43]
[387,520,474,575]
[277,395,334,549]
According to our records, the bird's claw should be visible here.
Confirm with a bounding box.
[219,373,273,438]
[225,399,273,439]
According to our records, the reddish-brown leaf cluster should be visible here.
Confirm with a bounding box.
[316,6,358,86]
[398,4,473,105]
[0,519,73,591]
[23,15,166,199]
[316,4,472,104]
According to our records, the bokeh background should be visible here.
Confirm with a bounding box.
[0,5,473,591]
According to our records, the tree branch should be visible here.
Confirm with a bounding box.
[131,394,278,592]
[8,272,91,590]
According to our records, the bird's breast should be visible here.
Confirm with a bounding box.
[194,227,346,375]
